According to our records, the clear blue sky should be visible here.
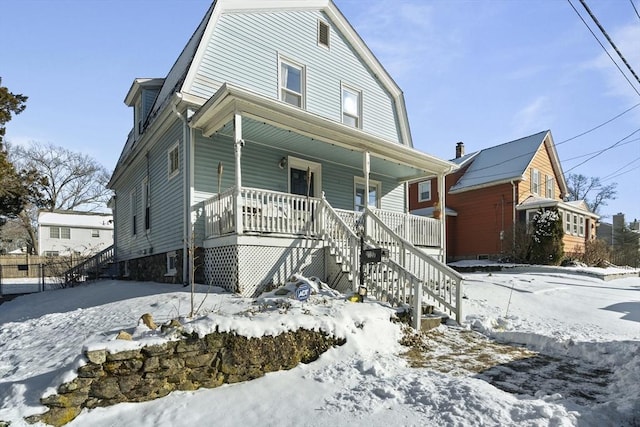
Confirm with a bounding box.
[3,0,639,222]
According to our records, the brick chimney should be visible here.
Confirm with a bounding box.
[455,142,465,158]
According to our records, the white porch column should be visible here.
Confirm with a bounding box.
[438,172,446,261]
[234,113,244,235]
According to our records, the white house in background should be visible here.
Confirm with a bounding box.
[37,210,113,256]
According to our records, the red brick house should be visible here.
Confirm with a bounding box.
[409,130,599,261]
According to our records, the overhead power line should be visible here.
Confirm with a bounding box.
[556,102,640,144]
[567,0,640,97]
[564,127,640,174]
[631,0,640,20]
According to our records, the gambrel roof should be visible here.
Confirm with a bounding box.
[449,130,568,195]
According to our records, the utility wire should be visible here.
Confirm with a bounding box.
[601,163,640,182]
[601,156,640,180]
[631,0,640,20]
[564,127,640,173]
[555,137,639,162]
[556,102,640,144]
[568,0,640,97]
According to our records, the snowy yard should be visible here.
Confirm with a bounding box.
[0,268,638,426]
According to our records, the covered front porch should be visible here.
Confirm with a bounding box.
[185,83,462,325]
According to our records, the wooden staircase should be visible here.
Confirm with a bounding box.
[320,199,464,329]
[64,245,115,286]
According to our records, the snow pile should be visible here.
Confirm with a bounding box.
[0,270,638,426]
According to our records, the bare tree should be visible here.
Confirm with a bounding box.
[7,142,113,252]
[566,173,617,215]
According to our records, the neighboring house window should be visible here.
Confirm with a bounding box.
[167,251,177,275]
[526,210,537,234]
[546,176,555,199]
[143,177,150,231]
[342,85,362,128]
[50,227,60,239]
[318,20,330,48]
[354,177,381,212]
[91,230,100,238]
[418,180,431,202]
[531,168,540,195]
[168,143,179,179]
[131,191,137,236]
[49,227,70,239]
[565,211,571,234]
[44,251,59,257]
[579,216,585,237]
[573,214,578,235]
[279,57,305,108]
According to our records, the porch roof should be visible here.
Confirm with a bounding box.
[516,196,599,219]
[189,83,458,182]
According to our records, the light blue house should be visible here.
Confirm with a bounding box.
[108,0,463,325]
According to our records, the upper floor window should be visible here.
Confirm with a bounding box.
[143,177,151,231]
[545,175,555,199]
[342,85,362,128]
[91,229,100,238]
[279,57,305,108]
[531,168,540,195]
[418,180,431,202]
[131,190,137,237]
[49,226,71,239]
[318,20,330,48]
[168,143,179,179]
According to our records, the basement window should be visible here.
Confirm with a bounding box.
[166,251,177,275]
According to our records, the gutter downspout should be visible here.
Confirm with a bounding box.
[511,180,517,250]
[173,98,191,286]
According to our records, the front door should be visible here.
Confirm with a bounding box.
[290,167,314,197]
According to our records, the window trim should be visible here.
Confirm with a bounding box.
[341,83,362,128]
[91,229,100,238]
[545,175,555,199]
[354,176,381,212]
[287,156,322,197]
[531,168,540,195]
[142,176,151,232]
[50,226,60,239]
[278,55,306,109]
[166,251,178,276]
[317,19,330,49]
[417,180,432,202]
[131,190,137,237]
[168,142,180,180]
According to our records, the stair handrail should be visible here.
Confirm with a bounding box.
[363,209,463,322]
[64,245,115,285]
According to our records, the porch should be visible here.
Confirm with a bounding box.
[199,186,462,326]
[203,186,441,248]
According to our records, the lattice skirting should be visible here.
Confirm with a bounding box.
[203,243,326,297]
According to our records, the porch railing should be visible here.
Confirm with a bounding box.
[204,186,321,237]
[64,245,115,285]
[370,208,441,247]
[363,209,463,323]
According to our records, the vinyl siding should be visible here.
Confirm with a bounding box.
[193,131,405,213]
[186,10,402,144]
[519,144,562,201]
[142,89,159,121]
[114,119,185,260]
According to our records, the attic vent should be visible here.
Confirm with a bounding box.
[318,20,330,48]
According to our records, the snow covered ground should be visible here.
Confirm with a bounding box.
[0,269,638,426]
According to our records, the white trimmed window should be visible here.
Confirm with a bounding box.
[565,212,571,234]
[168,143,179,179]
[531,168,540,195]
[341,84,362,128]
[142,177,150,231]
[546,175,555,199]
[279,57,305,108]
[49,227,70,239]
[131,191,137,237]
[318,20,330,48]
[418,180,431,202]
[573,214,578,235]
[91,229,100,238]
[354,177,381,212]
[167,251,177,275]
[579,216,584,237]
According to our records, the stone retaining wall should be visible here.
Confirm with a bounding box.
[28,329,345,426]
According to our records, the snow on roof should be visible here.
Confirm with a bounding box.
[38,211,113,229]
[449,130,549,193]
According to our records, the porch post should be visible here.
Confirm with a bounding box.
[234,113,244,235]
[363,151,371,232]
[438,172,446,261]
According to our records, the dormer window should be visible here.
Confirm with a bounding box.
[279,57,305,108]
[318,20,330,48]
